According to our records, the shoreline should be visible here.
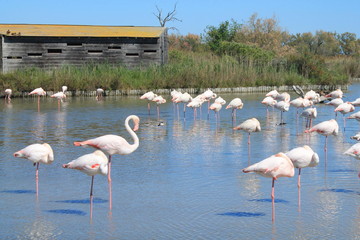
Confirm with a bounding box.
[2,84,348,98]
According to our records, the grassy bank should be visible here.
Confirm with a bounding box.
[0,50,351,93]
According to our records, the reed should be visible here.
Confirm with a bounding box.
[0,50,350,93]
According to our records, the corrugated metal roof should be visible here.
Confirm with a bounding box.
[0,24,166,37]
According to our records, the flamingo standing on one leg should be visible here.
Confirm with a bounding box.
[274,101,290,125]
[51,91,66,111]
[301,107,317,129]
[174,92,192,118]
[304,119,339,151]
[347,111,360,122]
[325,98,343,117]
[5,89,12,102]
[13,143,54,196]
[140,91,157,115]
[29,87,46,111]
[74,115,140,183]
[226,98,244,123]
[335,102,355,131]
[62,150,109,219]
[343,143,360,178]
[242,152,294,222]
[261,96,277,115]
[153,95,167,119]
[209,102,222,121]
[285,145,319,210]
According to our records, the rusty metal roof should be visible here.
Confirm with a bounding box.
[0,24,166,37]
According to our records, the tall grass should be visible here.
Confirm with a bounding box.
[0,50,350,92]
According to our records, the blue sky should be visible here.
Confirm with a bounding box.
[1,0,359,36]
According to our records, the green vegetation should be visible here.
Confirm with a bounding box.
[1,13,360,92]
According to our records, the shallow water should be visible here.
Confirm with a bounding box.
[1,84,359,240]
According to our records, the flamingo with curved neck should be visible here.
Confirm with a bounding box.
[74,115,140,182]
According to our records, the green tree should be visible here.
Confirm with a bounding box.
[337,32,358,55]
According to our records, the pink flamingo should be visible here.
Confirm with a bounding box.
[265,89,279,99]
[233,118,261,145]
[347,111,360,122]
[261,96,277,114]
[301,107,317,129]
[325,98,344,117]
[286,145,319,188]
[62,150,109,218]
[187,98,204,119]
[243,152,294,222]
[153,95,166,119]
[304,90,320,102]
[13,143,54,196]
[209,102,222,120]
[304,119,339,151]
[29,87,46,111]
[74,115,140,182]
[51,92,66,110]
[335,102,355,130]
[343,143,360,178]
[5,89,12,102]
[96,88,104,101]
[290,97,312,117]
[274,101,290,125]
[174,92,192,118]
[226,98,244,122]
[202,89,217,118]
[325,89,343,99]
[350,98,360,106]
[140,91,157,114]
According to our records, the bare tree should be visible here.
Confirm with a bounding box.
[154,3,182,30]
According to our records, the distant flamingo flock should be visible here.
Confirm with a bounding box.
[5,85,360,222]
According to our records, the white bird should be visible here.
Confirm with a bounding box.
[343,143,360,178]
[350,98,360,106]
[275,92,290,102]
[347,111,360,122]
[305,119,339,151]
[13,143,54,195]
[5,88,12,101]
[301,107,317,129]
[226,98,244,121]
[274,101,290,125]
[261,96,277,114]
[96,88,104,100]
[233,118,261,145]
[325,89,343,99]
[214,96,226,105]
[304,90,320,102]
[242,152,294,221]
[265,90,279,99]
[174,92,192,118]
[62,86,68,93]
[285,145,319,188]
[153,95,167,118]
[140,91,157,114]
[51,92,66,109]
[350,132,360,141]
[209,102,222,119]
[63,150,109,203]
[335,102,355,130]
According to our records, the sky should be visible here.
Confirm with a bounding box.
[0,0,359,37]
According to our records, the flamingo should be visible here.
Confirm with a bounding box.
[326,98,344,117]
[62,150,109,217]
[242,152,294,222]
[290,97,312,117]
[325,89,343,99]
[350,98,360,106]
[209,102,222,120]
[334,102,355,130]
[13,143,54,195]
[226,98,244,122]
[187,98,204,118]
[304,119,339,151]
[233,118,261,145]
[29,87,46,111]
[274,101,290,125]
[347,110,360,122]
[73,115,140,182]
[202,89,217,118]
[343,143,360,178]
[301,107,317,129]
[140,91,157,114]
[153,95,166,119]
[96,88,104,100]
[285,145,319,189]
[261,96,277,114]
[265,89,279,99]
[304,90,320,102]
[174,92,192,118]
[275,92,290,103]
[5,89,12,102]
[350,132,360,141]
[62,86,68,93]
[51,92,66,110]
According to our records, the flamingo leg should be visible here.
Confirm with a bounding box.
[298,168,302,189]
[108,180,112,211]
[90,176,94,221]
[37,95,40,112]
[298,168,302,212]
[271,178,275,223]
[108,155,112,182]
[183,103,186,118]
[147,102,150,115]
[36,162,39,180]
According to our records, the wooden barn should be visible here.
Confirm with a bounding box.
[0,24,168,73]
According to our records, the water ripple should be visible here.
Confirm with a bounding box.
[46,209,87,216]
[217,211,266,217]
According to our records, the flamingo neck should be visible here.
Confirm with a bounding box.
[125,116,139,153]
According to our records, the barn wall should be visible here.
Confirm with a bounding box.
[1,35,168,72]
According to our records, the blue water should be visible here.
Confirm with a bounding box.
[0,84,359,239]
